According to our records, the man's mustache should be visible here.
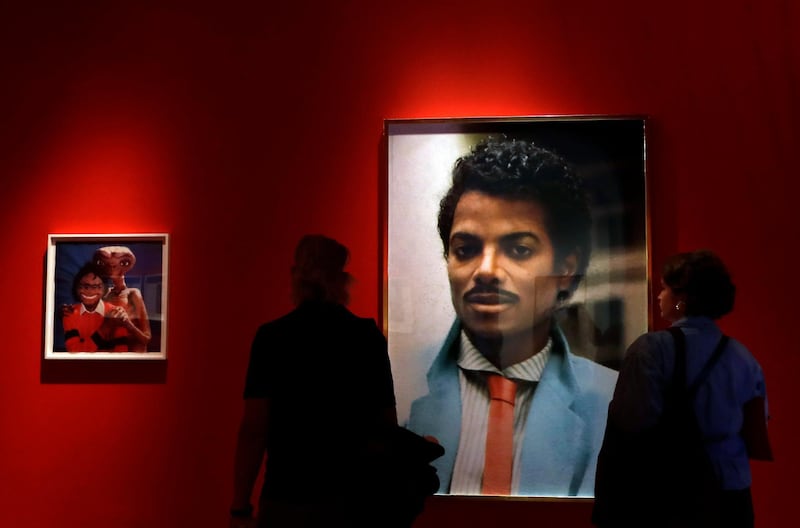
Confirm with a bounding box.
[463,286,519,303]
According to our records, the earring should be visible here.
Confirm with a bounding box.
[674,301,685,312]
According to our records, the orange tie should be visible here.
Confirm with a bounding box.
[482,374,517,495]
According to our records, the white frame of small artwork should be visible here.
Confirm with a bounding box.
[44,233,169,360]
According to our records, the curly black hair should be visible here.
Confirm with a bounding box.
[662,250,736,320]
[437,137,592,292]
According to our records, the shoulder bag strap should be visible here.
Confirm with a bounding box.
[666,327,687,392]
[687,335,730,398]
[667,327,730,398]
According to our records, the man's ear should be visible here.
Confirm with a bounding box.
[561,252,578,276]
[558,252,579,290]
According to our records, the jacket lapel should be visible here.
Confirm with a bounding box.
[408,322,462,492]
[518,332,589,496]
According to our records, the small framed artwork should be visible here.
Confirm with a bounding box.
[44,233,169,360]
[384,116,648,498]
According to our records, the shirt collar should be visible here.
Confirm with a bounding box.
[456,330,551,383]
[672,315,717,330]
[80,300,106,316]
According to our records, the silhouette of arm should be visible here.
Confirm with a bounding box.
[741,396,773,461]
[380,406,399,427]
[231,398,269,521]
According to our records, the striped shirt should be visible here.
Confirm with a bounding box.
[450,331,551,495]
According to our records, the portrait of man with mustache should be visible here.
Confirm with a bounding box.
[405,136,619,497]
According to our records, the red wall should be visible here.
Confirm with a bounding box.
[1,1,797,526]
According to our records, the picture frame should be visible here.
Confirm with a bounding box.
[383,116,648,498]
[44,233,169,360]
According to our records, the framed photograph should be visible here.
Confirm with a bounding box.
[44,233,169,360]
[384,117,648,497]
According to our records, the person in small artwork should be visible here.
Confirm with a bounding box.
[93,246,152,352]
[60,262,129,352]
[592,250,773,528]
[231,235,433,528]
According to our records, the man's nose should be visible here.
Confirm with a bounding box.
[474,248,502,281]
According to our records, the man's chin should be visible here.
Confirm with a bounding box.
[461,320,506,340]
[461,318,546,341]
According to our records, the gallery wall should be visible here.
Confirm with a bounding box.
[1,1,797,526]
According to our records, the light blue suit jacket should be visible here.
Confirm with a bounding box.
[407,321,617,497]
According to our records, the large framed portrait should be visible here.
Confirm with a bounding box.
[44,233,169,360]
[384,117,648,498]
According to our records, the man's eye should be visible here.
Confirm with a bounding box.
[452,245,480,260]
[508,245,533,259]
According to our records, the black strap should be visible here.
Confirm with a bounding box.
[666,327,730,397]
[690,335,730,396]
[667,327,688,392]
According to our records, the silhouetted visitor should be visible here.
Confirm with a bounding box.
[592,250,773,528]
[230,234,442,528]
